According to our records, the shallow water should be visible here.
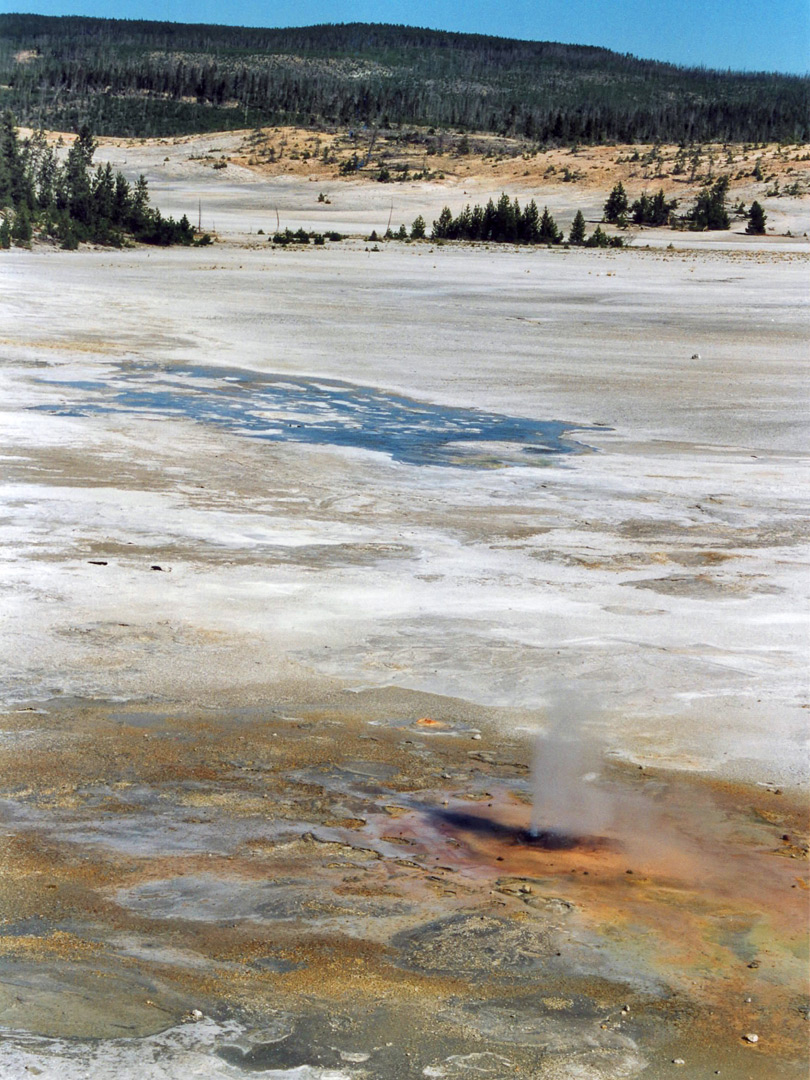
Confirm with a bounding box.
[34,363,597,468]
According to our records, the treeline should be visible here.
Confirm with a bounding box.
[429,193,623,246]
[0,113,204,248]
[422,178,768,248]
[0,15,807,143]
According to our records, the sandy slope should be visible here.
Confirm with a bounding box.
[31,125,810,244]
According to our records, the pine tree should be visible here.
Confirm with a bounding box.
[493,192,517,242]
[73,126,97,168]
[64,134,94,226]
[746,200,767,234]
[585,224,609,247]
[538,205,561,243]
[469,204,484,240]
[0,111,27,208]
[481,198,497,241]
[455,204,473,239]
[631,192,653,225]
[650,188,677,225]
[432,206,453,239]
[410,214,426,239]
[603,181,628,223]
[113,172,130,224]
[10,204,32,244]
[568,209,586,245]
[520,199,540,243]
[92,163,115,225]
[128,174,151,234]
[58,214,79,250]
[35,141,58,210]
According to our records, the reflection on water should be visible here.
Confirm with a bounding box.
[34,362,600,468]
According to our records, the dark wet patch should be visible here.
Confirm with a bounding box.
[432,807,606,850]
[33,363,598,468]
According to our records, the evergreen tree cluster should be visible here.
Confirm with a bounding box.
[270,226,344,245]
[431,194,556,244]
[602,178,746,231]
[684,176,730,230]
[0,113,199,248]
[429,194,624,247]
[630,189,678,225]
[1,14,807,143]
[603,182,678,226]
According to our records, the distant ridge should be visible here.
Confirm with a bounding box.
[1,14,807,141]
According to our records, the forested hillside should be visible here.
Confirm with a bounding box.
[1,15,807,142]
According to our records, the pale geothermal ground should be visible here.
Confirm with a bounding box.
[0,132,808,1080]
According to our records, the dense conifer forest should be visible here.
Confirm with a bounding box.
[1,15,807,143]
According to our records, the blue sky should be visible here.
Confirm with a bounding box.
[2,1,808,74]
